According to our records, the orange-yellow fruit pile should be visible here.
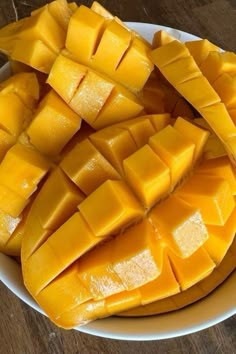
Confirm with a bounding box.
[0,0,235,329]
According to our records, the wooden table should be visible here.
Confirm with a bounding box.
[0,0,236,353]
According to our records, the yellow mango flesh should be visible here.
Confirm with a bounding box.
[139,254,180,305]
[116,117,156,148]
[106,289,141,315]
[123,144,170,208]
[147,113,171,131]
[90,127,137,175]
[0,210,22,251]
[149,196,208,258]
[152,30,176,49]
[200,51,236,83]
[176,174,235,225]
[149,125,195,187]
[112,219,164,290]
[0,130,16,163]
[174,117,210,162]
[36,262,92,320]
[185,39,219,66]
[205,206,236,265]
[47,54,88,103]
[78,180,144,237]
[213,73,236,109]
[168,247,215,290]
[27,90,82,156]
[196,156,236,195]
[60,139,120,195]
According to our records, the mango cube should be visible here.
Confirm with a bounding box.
[92,86,144,129]
[92,19,132,72]
[149,196,208,258]
[0,209,21,250]
[66,5,106,63]
[105,289,141,315]
[175,174,235,225]
[47,55,88,103]
[112,219,164,290]
[90,127,137,175]
[139,254,180,305]
[196,156,236,195]
[78,180,144,237]
[213,73,236,109]
[78,241,125,299]
[185,39,219,66]
[0,129,16,162]
[60,139,120,195]
[149,125,195,186]
[36,263,92,320]
[116,117,156,148]
[0,184,29,218]
[24,211,99,295]
[161,56,200,85]
[69,70,114,124]
[203,134,227,160]
[150,40,190,68]
[152,30,176,49]
[0,143,49,199]
[200,51,236,83]
[205,206,236,264]
[123,145,170,208]
[33,168,85,230]
[174,117,210,162]
[27,90,82,156]
[147,113,171,132]
[168,247,215,290]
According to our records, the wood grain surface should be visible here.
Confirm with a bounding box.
[0,0,236,353]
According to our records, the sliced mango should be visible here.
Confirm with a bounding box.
[123,144,170,208]
[27,90,82,156]
[175,174,235,225]
[200,51,236,83]
[149,125,195,187]
[213,73,236,109]
[147,113,171,131]
[185,39,219,66]
[149,196,208,258]
[78,180,144,237]
[60,139,120,195]
[105,289,141,315]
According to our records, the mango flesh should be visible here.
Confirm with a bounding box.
[0,5,235,329]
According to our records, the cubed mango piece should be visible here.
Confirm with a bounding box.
[19,5,66,53]
[149,196,208,258]
[3,213,26,256]
[66,5,106,63]
[12,39,57,74]
[0,72,39,109]
[90,127,137,175]
[185,39,219,66]
[116,117,156,148]
[0,209,21,250]
[92,86,144,129]
[27,90,82,156]
[139,253,180,305]
[196,156,236,195]
[60,139,120,195]
[92,19,132,72]
[200,51,236,83]
[168,247,215,290]
[213,73,236,109]
[0,184,29,218]
[78,241,125,299]
[151,40,190,68]
[123,145,170,208]
[152,30,176,49]
[0,129,16,162]
[0,143,50,199]
[113,37,154,92]
[23,211,99,295]
[47,0,73,31]
[105,289,141,315]
[147,113,171,132]
[176,75,220,109]
[203,134,227,160]
[36,262,92,320]
[175,174,235,225]
[205,206,236,265]
[161,56,200,85]
[174,117,210,162]
[33,168,85,230]
[149,125,195,187]
[112,219,164,290]
[0,92,31,136]
[69,70,114,124]
[78,180,144,237]
[47,54,88,103]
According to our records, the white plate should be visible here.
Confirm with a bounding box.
[0,23,235,341]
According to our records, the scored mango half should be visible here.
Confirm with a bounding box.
[0,0,235,330]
